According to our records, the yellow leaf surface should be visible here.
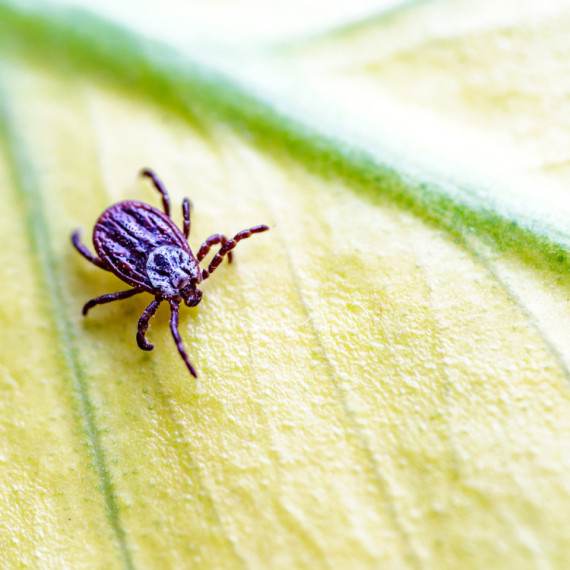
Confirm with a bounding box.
[1,1,570,568]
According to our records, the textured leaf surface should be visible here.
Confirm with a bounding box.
[1,1,570,569]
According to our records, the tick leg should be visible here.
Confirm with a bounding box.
[72,230,109,271]
[141,168,171,217]
[197,234,233,265]
[169,300,198,378]
[182,198,192,239]
[202,225,269,280]
[83,288,143,316]
[137,297,162,351]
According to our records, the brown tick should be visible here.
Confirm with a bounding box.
[72,169,269,379]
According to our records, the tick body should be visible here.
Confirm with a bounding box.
[72,169,269,379]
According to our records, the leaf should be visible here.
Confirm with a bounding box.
[0,0,570,568]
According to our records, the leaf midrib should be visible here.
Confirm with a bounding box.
[0,74,136,570]
[0,0,570,277]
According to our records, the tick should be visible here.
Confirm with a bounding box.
[72,169,269,379]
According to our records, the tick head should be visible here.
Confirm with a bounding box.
[181,284,203,307]
[147,246,201,299]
